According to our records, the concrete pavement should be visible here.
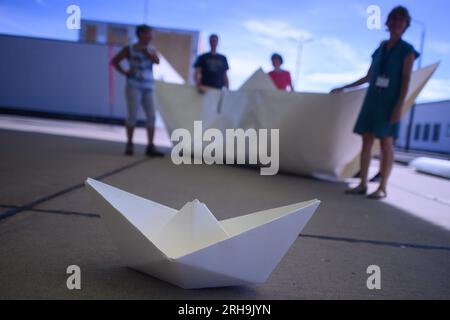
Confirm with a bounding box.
[1,127,449,299]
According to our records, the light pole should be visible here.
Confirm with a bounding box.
[289,37,314,90]
[405,19,426,151]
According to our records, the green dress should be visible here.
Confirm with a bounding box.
[354,39,419,138]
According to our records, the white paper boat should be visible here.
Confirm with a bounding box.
[85,178,320,289]
[155,63,439,180]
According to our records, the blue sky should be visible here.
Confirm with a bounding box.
[1,0,449,101]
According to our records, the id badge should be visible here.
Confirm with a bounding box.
[375,76,390,88]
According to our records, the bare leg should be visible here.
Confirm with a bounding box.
[126,125,134,144]
[124,125,135,155]
[141,89,162,156]
[370,136,386,182]
[367,137,393,198]
[145,126,164,157]
[146,127,154,147]
[346,134,374,194]
[359,133,375,188]
[379,137,394,192]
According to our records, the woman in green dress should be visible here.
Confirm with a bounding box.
[331,6,419,199]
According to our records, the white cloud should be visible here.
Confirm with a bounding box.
[235,19,373,92]
[227,56,263,89]
[300,71,366,93]
[296,37,368,91]
[417,78,450,102]
[317,37,368,71]
[242,19,313,41]
[35,0,46,6]
[305,71,365,84]
[229,19,315,89]
[253,36,277,48]
[319,37,359,62]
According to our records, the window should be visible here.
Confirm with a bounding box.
[414,124,421,141]
[107,26,129,45]
[423,124,430,141]
[85,24,97,43]
[432,124,441,142]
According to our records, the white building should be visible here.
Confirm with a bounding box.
[0,21,200,127]
[397,100,450,154]
[79,19,199,84]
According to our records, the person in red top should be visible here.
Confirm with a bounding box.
[268,53,294,91]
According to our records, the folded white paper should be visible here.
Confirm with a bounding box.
[155,64,439,180]
[85,178,320,289]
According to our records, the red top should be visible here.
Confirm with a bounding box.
[268,70,292,91]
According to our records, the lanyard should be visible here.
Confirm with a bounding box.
[379,41,399,76]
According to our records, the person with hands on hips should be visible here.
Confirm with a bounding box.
[111,24,164,158]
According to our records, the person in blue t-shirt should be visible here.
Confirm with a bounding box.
[331,6,419,199]
[194,34,229,93]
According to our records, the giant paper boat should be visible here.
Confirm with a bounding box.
[85,178,320,289]
[155,63,439,180]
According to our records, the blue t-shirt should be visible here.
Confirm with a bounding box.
[194,52,229,89]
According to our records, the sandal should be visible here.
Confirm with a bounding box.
[124,142,134,156]
[345,186,368,195]
[146,145,164,158]
[367,189,387,199]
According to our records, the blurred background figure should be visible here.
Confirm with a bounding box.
[194,34,230,94]
[331,6,420,199]
[111,24,164,157]
[268,53,294,91]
